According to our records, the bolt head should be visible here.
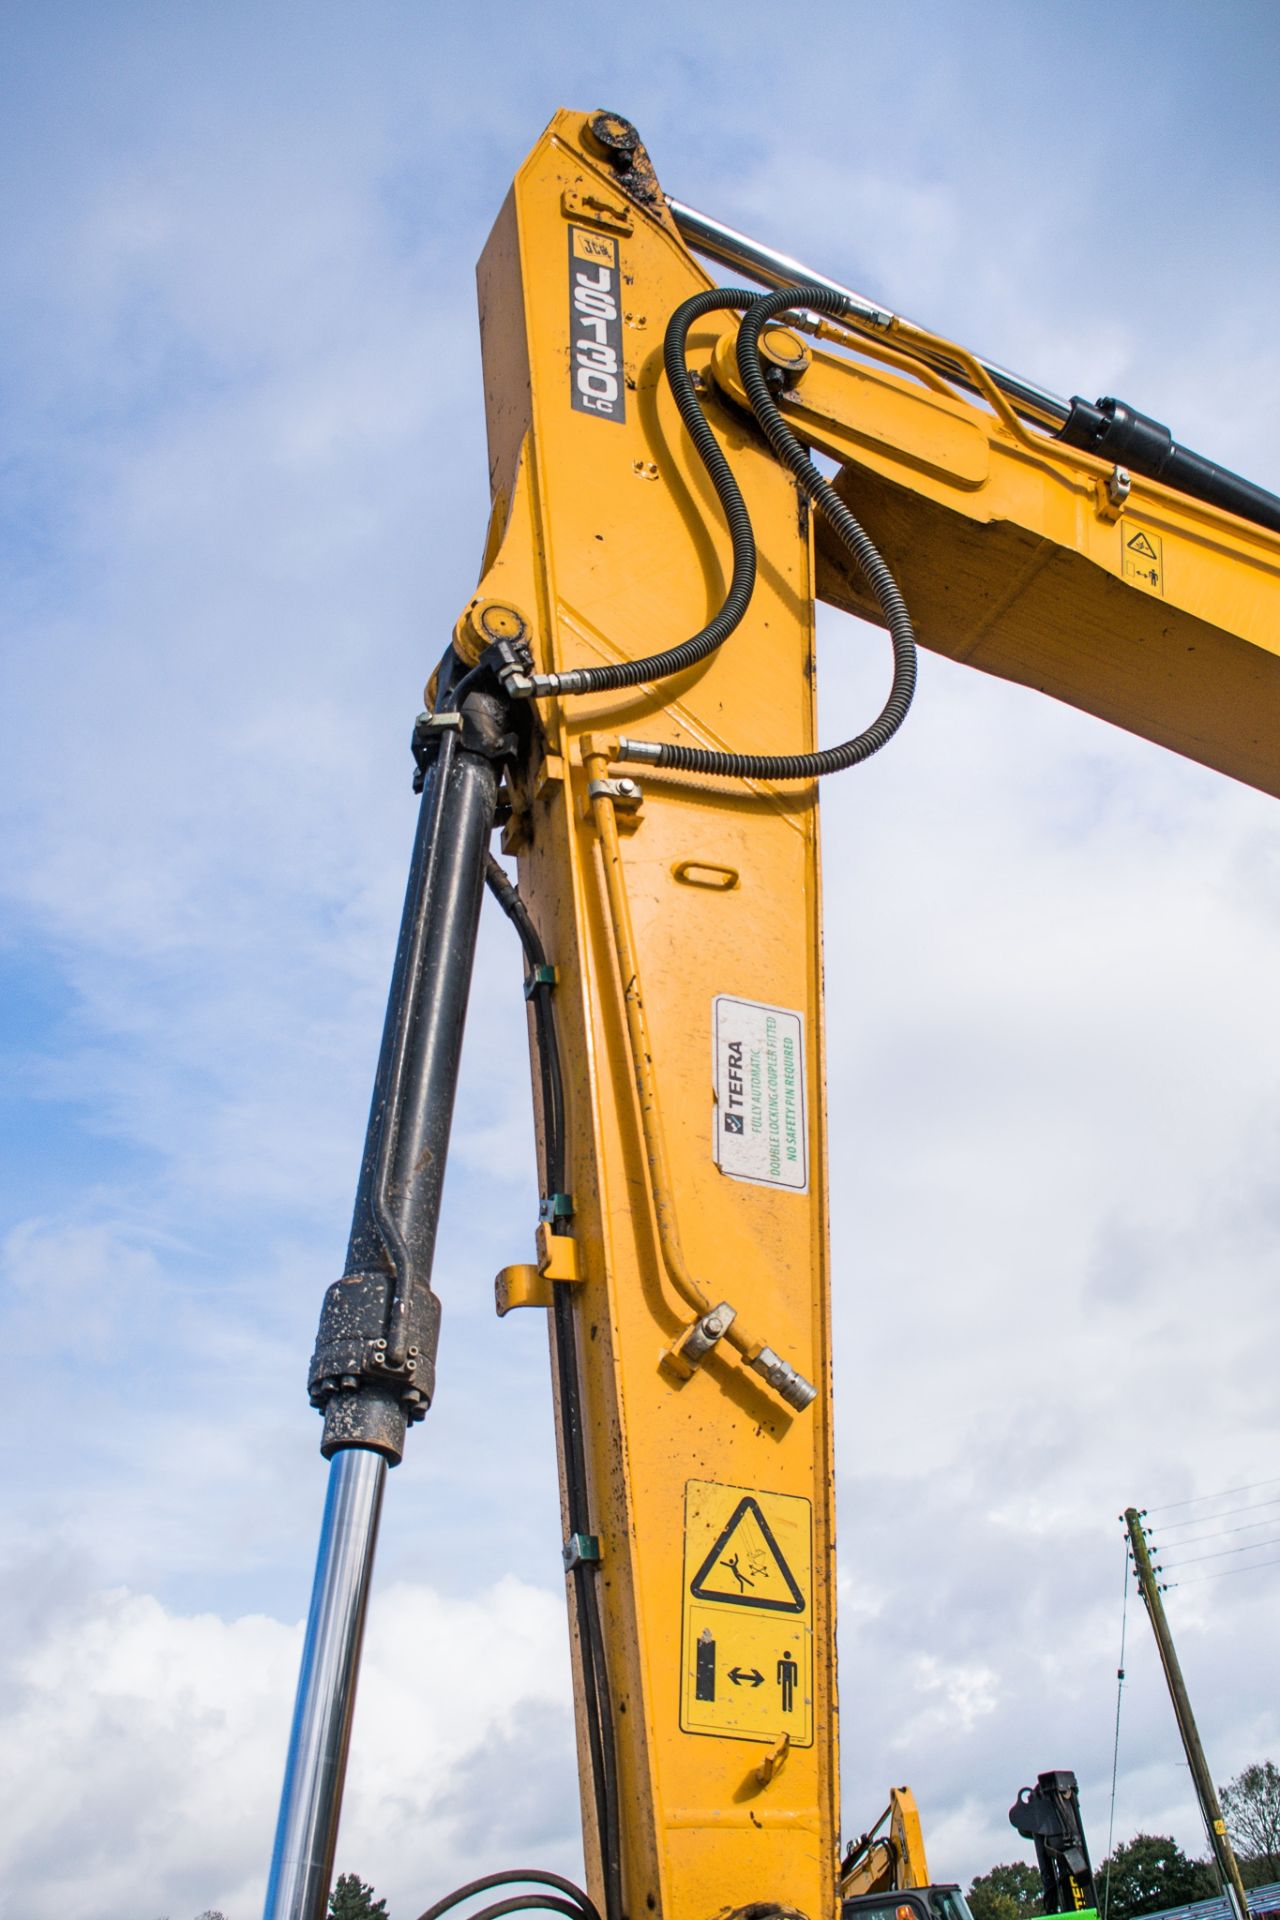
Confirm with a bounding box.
[587,110,639,159]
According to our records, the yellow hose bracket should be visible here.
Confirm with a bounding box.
[495,1224,583,1316]
[536,1222,581,1283]
[494,1262,553,1316]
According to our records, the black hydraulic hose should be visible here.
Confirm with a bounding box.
[445,1889,591,1920]
[482,857,623,1920]
[579,1564,623,1918]
[425,1898,589,1920]
[620,284,917,782]
[415,1870,601,1920]
[484,857,564,1183]
[542,287,760,695]
[438,658,489,714]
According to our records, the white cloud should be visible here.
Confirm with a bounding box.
[3,7,1279,1913]
[0,1575,576,1920]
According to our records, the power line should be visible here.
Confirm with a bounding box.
[1151,1496,1280,1535]
[1149,1512,1280,1551]
[1160,1534,1280,1571]
[1144,1476,1280,1516]
[1171,1555,1280,1589]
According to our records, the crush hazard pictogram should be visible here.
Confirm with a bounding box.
[681,1480,814,1743]
[1121,524,1164,596]
[689,1495,805,1612]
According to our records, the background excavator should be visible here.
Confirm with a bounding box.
[259,109,1280,1920]
[1009,1772,1099,1920]
[837,1770,1098,1920]
[841,1788,933,1902]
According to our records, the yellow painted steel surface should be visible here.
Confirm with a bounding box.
[469,112,838,1920]
[892,1786,930,1891]
[465,108,1280,1920]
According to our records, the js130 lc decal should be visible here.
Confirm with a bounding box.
[568,226,625,423]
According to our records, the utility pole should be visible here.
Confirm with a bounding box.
[1123,1507,1251,1920]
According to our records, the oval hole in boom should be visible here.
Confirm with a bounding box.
[672,860,739,892]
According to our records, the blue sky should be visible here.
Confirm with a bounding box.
[2,5,1280,1917]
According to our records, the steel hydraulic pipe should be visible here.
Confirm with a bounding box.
[666,194,1073,426]
[263,1446,387,1920]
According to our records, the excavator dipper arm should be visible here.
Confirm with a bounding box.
[264,106,1280,1920]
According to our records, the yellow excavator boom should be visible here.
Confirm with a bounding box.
[841,1787,932,1897]
[471,108,840,1920]
[462,107,1280,1920]
[264,105,1280,1920]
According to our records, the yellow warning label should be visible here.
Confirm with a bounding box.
[572,226,617,267]
[1122,524,1164,596]
[681,1480,813,1745]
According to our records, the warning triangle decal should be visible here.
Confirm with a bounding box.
[1126,531,1158,558]
[689,1496,805,1612]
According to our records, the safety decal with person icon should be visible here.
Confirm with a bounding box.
[680,1479,814,1745]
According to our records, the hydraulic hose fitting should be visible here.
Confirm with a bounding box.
[534,667,591,697]
[748,1346,817,1412]
[616,736,662,765]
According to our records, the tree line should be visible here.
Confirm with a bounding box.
[153,1869,387,1919]
[969,1762,1280,1920]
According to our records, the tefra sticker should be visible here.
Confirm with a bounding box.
[712,995,808,1192]
[568,226,625,424]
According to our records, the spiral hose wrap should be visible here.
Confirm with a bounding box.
[546,287,759,695]
[636,284,917,781]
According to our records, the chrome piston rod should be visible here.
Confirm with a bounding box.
[263,1446,387,1920]
[665,194,1072,427]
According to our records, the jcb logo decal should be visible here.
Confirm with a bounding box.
[568,227,625,423]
